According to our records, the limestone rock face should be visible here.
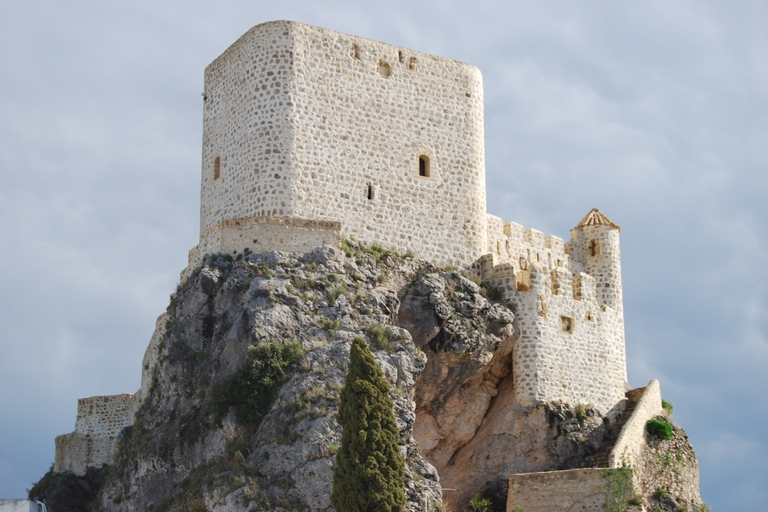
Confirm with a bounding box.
[36,242,704,512]
[398,271,622,511]
[91,243,452,512]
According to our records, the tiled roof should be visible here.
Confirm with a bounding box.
[576,208,620,231]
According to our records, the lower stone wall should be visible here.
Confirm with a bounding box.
[506,468,607,512]
[183,216,342,281]
[634,425,703,510]
[54,394,139,475]
[54,432,118,476]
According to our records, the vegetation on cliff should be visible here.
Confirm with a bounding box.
[332,337,406,512]
[209,339,305,426]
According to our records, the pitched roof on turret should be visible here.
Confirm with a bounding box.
[576,208,620,231]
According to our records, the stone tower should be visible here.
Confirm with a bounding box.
[568,208,624,313]
[482,209,628,414]
[188,21,488,270]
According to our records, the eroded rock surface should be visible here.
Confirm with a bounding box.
[94,243,451,512]
[35,243,701,512]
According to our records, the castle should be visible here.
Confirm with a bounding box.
[187,20,628,414]
[51,21,686,511]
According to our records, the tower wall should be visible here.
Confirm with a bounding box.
[196,21,488,268]
[483,212,628,414]
[568,223,623,313]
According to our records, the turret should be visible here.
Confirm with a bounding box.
[568,209,623,313]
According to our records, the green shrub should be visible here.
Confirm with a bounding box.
[329,284,348,304]
[331,337,405,512]
[320,318,342,338]
[647,418,674,440]
[363,323,399,352]
[468,495,492,512]
[340,238,355,257]
[602,458,634,512]
[479,281,504,302]
[661,399,674,415]
[209,339,305,426]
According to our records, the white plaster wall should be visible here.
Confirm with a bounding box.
[0,500,37,512]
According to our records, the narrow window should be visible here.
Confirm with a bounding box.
[367,184,373,200]
[418,155,430,177]
[589,239,600,257]
[351,44,360,60]
[213,156,221,180]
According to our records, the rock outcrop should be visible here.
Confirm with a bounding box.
[34,242,705,512]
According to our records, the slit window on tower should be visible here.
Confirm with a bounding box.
[367,183,373,200]
[589,239,600,257]
[419,155,430,177]
[213,156,221,180]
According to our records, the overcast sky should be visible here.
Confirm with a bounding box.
[1,1,766,509]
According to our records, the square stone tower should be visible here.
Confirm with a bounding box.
[189,21,489,269]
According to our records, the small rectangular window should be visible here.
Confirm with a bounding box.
[419,155,430,177]
[561,316,574,333]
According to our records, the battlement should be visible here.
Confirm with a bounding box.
[486,215,570,276]
[481,212,627,413]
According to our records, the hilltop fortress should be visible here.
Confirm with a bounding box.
[187,20,627,413]
[50,21,704,512]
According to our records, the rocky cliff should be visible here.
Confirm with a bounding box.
[32,241,705,512]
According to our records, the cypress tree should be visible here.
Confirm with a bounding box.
[331,337,406,512]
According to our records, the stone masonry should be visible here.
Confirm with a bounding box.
[190,20,488,270]
[54,394,139,476]
[481,209,627,414]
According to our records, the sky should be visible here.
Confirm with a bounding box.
[0,0,765,509]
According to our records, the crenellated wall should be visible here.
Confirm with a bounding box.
[482,210,627,414]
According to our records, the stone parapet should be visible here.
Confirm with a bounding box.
[609,379,663,468]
